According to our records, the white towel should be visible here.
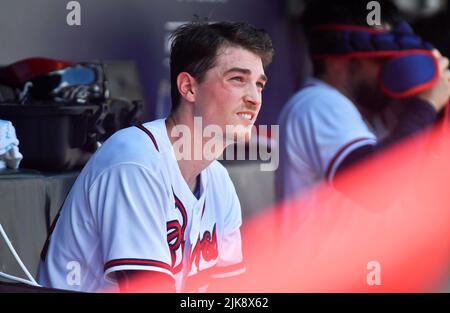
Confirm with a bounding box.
[0,120,23,169]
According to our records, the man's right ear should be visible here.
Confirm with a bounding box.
[177,72,196,103]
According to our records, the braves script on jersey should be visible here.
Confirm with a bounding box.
[37,119,245,292]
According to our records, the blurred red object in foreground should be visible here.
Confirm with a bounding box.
[234,121,450,292]
[109,120,450,293]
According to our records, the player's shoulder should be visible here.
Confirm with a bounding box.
[295,79,352,108]
[85,119,170,175]
[280,78,358,124]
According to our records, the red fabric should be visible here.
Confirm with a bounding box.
[0,57,73,86]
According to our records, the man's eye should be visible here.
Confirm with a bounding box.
[256,82,266,91]
[231,76,244,82]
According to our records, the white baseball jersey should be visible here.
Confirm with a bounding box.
[277,78,377,200]
[37,119,245,292]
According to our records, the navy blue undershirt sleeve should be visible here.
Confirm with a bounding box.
[336,97,437,174]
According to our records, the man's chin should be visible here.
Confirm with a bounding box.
[225,131,252,145]
[225,123,253,141]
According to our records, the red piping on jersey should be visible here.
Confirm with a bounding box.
[40,205,64,262]
[104,258,172,273]
[325,137,375,180]
[135,124,159,151]
[173,193,188,234]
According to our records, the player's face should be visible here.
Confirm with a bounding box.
[194,45,267,143]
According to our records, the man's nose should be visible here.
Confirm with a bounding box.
[244,86,262,107]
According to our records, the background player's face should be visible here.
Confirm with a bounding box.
[349,57,389,112]
[193,45,267,143]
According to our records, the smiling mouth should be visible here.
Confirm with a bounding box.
[236,112,255,121]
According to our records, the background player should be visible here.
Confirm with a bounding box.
[277,0,450,201]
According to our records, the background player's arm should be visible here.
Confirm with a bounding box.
[335,51,450,178]
[335,97,436,174]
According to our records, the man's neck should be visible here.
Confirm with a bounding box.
[165,112,226,192]
[321,75,355,103]
[320,75,371,120]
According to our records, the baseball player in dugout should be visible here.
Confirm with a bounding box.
[277,0,450,201]
[37,21,274,292]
